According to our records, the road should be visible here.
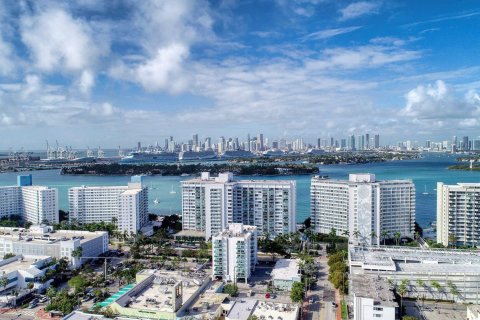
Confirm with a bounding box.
[304,250,338,320]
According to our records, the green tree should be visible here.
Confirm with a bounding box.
[290,282,305,303]
[394,232,401,246]
[3,253,15,259]
[0,277,9,291]
[430,280,441,301]
[223,284,238,297]
[68,275,89,294]
[381,230,389,245]
[447,280,458,302]
[71,247,83,258]
[398,279,409,315]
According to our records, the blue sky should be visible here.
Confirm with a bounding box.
[1,0,480,149]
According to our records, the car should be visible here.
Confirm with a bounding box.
[308,298,314,304]
[331,302,338,308]
[265,293,270,299]
[28,302,38,309]
[248,283,255,287]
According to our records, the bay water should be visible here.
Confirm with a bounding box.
[0,153,479,228]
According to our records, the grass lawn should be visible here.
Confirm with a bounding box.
[341,300,348,320]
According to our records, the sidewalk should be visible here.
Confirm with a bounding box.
[335,289,341,320]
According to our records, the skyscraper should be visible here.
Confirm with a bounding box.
[374,134,380,149]
[463,136,469,151]
[247,134,251,151]
[258,133,264,151]
[349,135,356,151]
[193,134,199,148]
[365,133,370,149]
[437,182,480,247]
[311,174,415,245]
[181,172,296,239]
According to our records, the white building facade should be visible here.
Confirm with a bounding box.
[182,172,296,239]
[437,182,480,247]
[0,175,58,224]
[69,176,148,235]
[311,174,415,245]
[212,223,258,283]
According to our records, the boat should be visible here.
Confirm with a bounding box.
[179,150,217,161]
[180,173,190,177]
[169,185,177,194]
[422,185,429,195]
[120,151,178,164]
[153,198,159,204]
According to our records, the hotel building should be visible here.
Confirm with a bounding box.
[182,172,296,239]
[437,182,480,247]
[311,174,415,245]
[212,223,258,283]
[69,176,148,235]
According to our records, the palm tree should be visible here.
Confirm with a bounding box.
[430,280,441,301]
[394,232,401,246]
[0,277,9,292]
[448,233,457,248]
[447,280,459,302]
[370,231,377,246]
[341,230,350,238]
[398,279,409,316]
[381,230,389,245]
[352,230,361,243]
[415,279,425,305]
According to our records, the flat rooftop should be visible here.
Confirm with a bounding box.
[227,299,257,320]
[125,270,206,312]
[349,246,480,270]
[252,301,299,320]
[0,227,106,245]
[0,256,49,274]
[271,259,300,281]
[350,274,397,307]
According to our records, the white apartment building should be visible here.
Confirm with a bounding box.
[69,176,148,235]
[311,174,415,245]
[437,182,480,247]
[182,172,296,239]
[212,223,258,283]
[0,175,58,224]
[0,225,108,268]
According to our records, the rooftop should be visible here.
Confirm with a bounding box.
[0,227,107,245]
[117,270,206,313]
[271,259,300,281]
[214,223,257,238]
[350,246,480,270]
[252,301,299,320]
[350,274,397,307]
[182,172,295,185]
[226,299,257,320]
[0,255,50,274]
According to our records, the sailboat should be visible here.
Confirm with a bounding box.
[169,185,177,194]
[153,198,159,204]
[422,185,429,195]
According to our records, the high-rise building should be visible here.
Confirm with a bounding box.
[311,174,415,245]
[193,134,199,148]
[463,136,470,151]
[374,134,380,149]
[212,223,258,283]
[437,182,480,247]
[0,175,58,224]
[258,133,264,151]
[181,172,296,239]
[349,135,356,151]
[247,134,251,151]
[69,176,148,235]
[365,133,370,149]
[205,137,211,150]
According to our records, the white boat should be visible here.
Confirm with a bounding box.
[422,185,429,195]
[169,185,177,194]
[153,198,159,204]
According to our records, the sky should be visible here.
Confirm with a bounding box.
[1,0,480,149]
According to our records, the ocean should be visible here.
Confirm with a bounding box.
[0,153,479,228]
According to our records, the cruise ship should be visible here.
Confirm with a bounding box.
[120,151,178,164]
[179,150,217,161]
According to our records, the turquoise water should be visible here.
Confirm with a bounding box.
[1,153,479,228]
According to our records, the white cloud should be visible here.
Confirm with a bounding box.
[339,1,380,21]
[401,81,480,128]
[303,26,362,41]
[20,8,108,72]
[134,44,190,94]
[77,70,95,95]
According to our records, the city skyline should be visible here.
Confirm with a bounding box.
[1,1,480,148]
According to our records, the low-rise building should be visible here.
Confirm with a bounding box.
[0,255,56,294]
[0,225,108,268]
[350,274,398,320]
[271,259,301,291]
[349,245,480,304]
[212,223,258,283]
[104,269,211,320]
[225,299,299,320]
